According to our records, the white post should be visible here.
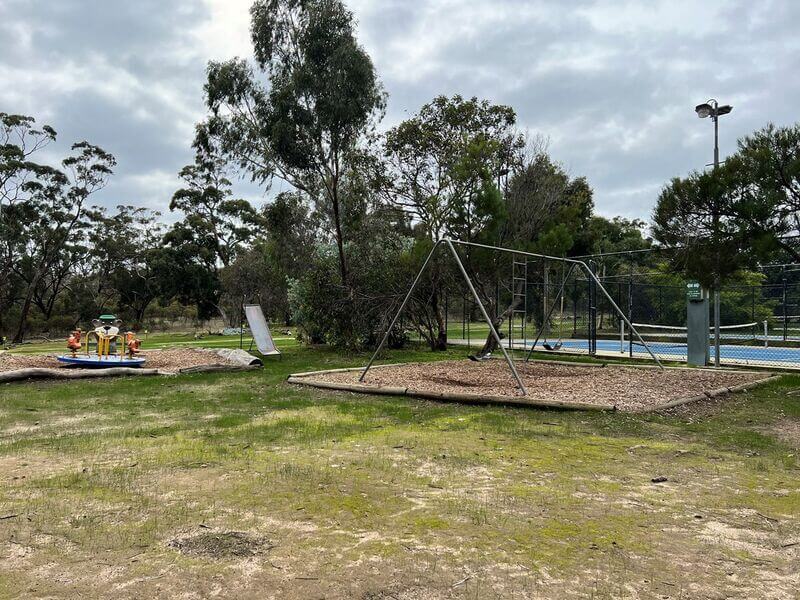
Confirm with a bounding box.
[620,319,625,353]
[764,319,768,348]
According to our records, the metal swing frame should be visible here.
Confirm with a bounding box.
[359,239,663,396]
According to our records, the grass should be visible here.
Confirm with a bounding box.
[0,338,798,598]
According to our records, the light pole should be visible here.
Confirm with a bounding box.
[695,99,733,367]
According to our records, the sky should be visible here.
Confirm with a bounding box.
[1,0,798,222]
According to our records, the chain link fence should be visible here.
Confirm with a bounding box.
[440,257,800,369]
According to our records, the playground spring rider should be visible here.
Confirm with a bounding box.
[58,314,145,367]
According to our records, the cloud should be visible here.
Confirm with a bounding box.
[1,0,798,223]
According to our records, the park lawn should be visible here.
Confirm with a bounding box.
[0,344,798,599]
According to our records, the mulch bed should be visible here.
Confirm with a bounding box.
[0,348,230,373]
[291,360,775,412]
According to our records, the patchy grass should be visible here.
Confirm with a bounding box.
[0,343,798,598]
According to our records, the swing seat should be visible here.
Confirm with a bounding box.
[468,353,492,362]
[543,341,563,351]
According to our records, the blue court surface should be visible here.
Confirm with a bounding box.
[527,339,800,366]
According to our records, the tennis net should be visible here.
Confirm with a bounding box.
[625,322,761,352]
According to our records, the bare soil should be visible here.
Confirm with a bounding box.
[312,360,771,411]
[0,348,238,373]
[168,530,274,558]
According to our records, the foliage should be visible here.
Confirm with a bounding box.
[653,122,800,288]
[0,116,115,342]
[221,192,317,323]
[383,94,523,242]
[289,213,412,349]
[170,149,256,268]
[725,123,800,262]
[201,0,384,290]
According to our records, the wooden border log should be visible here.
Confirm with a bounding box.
[728,375,782,393]
[178,364,261,374]
[289,363,406,378]
[0,367,161,383]
[287,375,616,411]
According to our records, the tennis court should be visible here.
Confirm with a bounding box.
[524,338,800,366]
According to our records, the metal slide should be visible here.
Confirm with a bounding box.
[243,304,281,358]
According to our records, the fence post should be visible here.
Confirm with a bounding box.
[588,260,597,355]
[783,273,788,342]
[628,267,633,358]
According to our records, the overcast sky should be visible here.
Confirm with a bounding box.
[1,0,798,222]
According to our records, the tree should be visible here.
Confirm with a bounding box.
[725,123,800,262]
[652,168,753,290]
[0,113,60,333]
[653,122,800,289]
[201,0,384,295]
[98,206,165,328]
[221,192,317,324]
[6,137,114,342]
[382,95,524,349]
[383,95,523,242]
[170,150,256,269]
[471,152,594,357]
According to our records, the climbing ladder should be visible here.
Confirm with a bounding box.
[508,256,528,354]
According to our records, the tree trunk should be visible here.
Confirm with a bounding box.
[13,270,44,343]
[476,281,524,357]
[430,289,448,351]
[329,185,349,289]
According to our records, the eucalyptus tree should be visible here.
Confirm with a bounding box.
[472,153,594,357]
[170,149,256,269]
[96,206,165,327]
[200,0,384,293]
[0,117,115,342]
[0,113,60,333]
[382,95,524,243]
[381,95,524,349]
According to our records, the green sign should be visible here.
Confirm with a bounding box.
[686,281,703,300]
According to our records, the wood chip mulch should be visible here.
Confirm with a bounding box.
[313,360,771,412]
[0,348,232,374]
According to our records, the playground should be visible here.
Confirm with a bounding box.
[0,343,798,598]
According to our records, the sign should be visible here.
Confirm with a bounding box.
[686,281,703,301]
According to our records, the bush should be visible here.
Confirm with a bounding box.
[289,234,413,351]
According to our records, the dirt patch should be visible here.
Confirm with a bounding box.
[168,530,274,559]
[299,360,771,412]
[0,348,245,374]
[769,419,800,448]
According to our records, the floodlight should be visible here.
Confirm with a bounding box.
[695,103,712,118]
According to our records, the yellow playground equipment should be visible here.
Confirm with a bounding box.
[59,314,144,367]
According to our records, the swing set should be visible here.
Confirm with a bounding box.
[360,239,663,396]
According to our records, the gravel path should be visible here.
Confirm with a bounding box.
[313,360,771,412]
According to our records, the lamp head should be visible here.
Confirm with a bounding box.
[695,103,713,118]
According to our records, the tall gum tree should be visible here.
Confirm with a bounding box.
[200,0,385,295]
